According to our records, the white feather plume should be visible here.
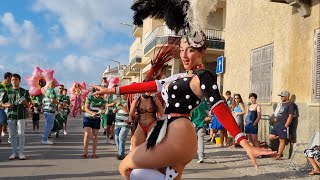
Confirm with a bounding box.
[186,0,218,32]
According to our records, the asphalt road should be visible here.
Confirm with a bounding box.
[0,115,276,180]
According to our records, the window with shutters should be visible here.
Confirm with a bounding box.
[313,29,320,102]
[250,44,273,103]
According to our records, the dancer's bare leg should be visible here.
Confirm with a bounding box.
[131,125,147,150]
[119,118,197,180]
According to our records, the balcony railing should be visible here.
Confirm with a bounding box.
[143,25,225,54]
[131,57,142,64]
[123,61,140,76]
[130,48,143,62]
[132,25,143,36]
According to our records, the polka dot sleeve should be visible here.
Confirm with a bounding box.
[196,70,246,143]
[196,70,223,107]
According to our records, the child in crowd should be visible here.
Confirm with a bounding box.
[32,103,40,132]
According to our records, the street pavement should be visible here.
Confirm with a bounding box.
[0,116,315,179]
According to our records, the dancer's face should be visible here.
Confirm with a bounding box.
[179,40,203,70]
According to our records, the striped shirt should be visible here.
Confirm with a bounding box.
[2,87,31,120]
[84,94,106,119]
[43,88,57,113]
[115,99,129,127]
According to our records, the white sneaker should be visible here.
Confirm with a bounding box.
[18,153,26,160]
[41,140,54,145]
[63,131,68,135]
[1,132,5,137]
[106,138,110,144]
[197,159,204,163]
[9,153,17,160]
[8,138,11,144]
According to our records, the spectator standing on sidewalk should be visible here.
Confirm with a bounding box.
[114,95,130,160]
[244,93,261,147]
[210,95,229,147]
[191,99,209,163]
[42,81,58,145]
[269,90,295,160]
[0,72,12,143]
[225,91,233,109]
[1,73,30,160]
[230,94,245,148]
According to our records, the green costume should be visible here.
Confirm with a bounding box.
[2,87,31,120]
[85,95,106,119]
[42,88,57,113]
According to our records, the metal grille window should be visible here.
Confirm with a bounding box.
[250,44,273,102]
[313,29,320,102]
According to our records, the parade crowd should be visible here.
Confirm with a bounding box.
[0,70,319,177]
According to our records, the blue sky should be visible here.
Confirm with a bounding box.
[0,0,134,89]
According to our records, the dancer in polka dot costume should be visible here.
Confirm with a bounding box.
[91,37,276,180]
[90,1,276,179]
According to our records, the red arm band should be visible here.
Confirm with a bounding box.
[213,103,246,144]
[118,81,158,95]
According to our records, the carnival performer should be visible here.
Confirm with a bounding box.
[128,92,164,150]
[91,35,275,179]
[91,0,276,179]
[82,87,107,158]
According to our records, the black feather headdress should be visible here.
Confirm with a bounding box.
[131,0,188,34]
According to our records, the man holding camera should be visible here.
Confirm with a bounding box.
[1,73,30,160]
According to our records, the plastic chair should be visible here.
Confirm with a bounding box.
[288,131,320,171]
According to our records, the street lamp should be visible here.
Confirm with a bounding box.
[106,58,121,75]
[120,22,133,27]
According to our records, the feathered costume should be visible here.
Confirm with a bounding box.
[116,1,246,179]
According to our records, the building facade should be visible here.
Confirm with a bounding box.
[115,0,319,158]
[223,0,319,147]
[123,1,227,87]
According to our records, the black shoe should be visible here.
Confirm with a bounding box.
[103,130,106,136]
[205,138,212,143]
[117,155,124,160]
[110,136,114,140]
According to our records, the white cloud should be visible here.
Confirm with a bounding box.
[33,0,133,49]
[48,37,65,49]
[52,54,107,87]
[91,44,131,64]
[0,12,42,49]
[0,35,11,45]
[48,24,60,35]
[1,12,21,35]
[15,53,49,68]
